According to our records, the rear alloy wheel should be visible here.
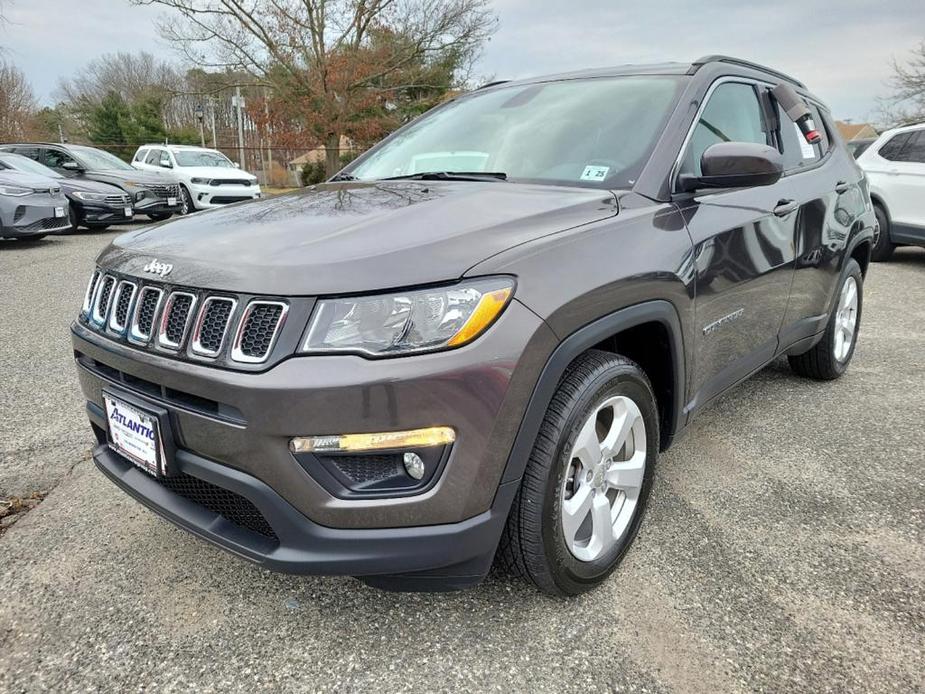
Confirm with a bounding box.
[789,258,863,380]
[870,205,895,262]
[497,350,658,596]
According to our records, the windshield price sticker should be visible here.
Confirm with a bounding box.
[580,165,610,182]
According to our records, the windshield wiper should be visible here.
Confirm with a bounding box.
[329,172,359,182]
[380,171,508,182]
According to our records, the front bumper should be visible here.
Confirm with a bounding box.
[72,301,556,577]
[0,198,70,237]
[76,201,135,225]
[189,183,261,209]
[92,431,517,586]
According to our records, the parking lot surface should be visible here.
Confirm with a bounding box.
[1,226,923,693]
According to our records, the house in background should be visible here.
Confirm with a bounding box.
[835,121,878,141]
[287,136,355,185]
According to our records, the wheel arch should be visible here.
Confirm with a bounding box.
[499,300,686,487]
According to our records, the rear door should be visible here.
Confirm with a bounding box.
[776,102,865,344]
[880,130,925,241]
[675,80,797,412]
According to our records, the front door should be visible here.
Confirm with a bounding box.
[675,80,796,413]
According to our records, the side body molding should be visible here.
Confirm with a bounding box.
[498,300,687,487]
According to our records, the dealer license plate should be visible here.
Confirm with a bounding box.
[103,394,164,476]
[54,206,65,218]
[124,207,133,217]
[168,197,177,206]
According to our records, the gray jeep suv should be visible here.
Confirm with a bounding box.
[72,56,876,595]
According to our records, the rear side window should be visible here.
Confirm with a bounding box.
[878,132,914,161]
[682,82,768,176]
[885,130,925,163]
[776,102,827,171]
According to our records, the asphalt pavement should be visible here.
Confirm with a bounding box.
[1,225,923,693]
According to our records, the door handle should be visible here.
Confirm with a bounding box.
[835,180,851,194]
[773,199,799,217]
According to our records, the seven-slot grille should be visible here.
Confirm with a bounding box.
[81,270,288,365]
[104,194,132,205]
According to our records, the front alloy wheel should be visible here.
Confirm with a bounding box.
[497,350,658,596]
[561,396,646,562]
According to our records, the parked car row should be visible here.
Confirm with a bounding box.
[0,142,262,240]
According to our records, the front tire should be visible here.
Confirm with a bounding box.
[179,185,194,215]
[497,350,659,596]
[788,258,863,380]
[871,204,895,262]
[147,213,172,222]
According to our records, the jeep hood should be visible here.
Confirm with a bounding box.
[98,180,618,295]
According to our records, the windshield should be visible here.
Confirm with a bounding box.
[348,76,684,189]
[174,150,234,168]
[72,146,135,171]
[0,153,62,178]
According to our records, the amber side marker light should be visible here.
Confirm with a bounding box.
[447,286,513,348]
[290,426,456,454]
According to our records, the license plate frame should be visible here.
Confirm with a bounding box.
[54,206,65,218]
[167,196,177,206]
[124,206,134,218]
[102,388,176,477]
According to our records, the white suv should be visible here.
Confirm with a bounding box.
[131,145,261,214]
[856,122,925,260]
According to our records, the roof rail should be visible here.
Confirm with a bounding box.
[689,55,805,88]
[477,79,510,90]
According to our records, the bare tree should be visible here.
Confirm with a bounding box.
[133,0,496,175]
[881,40,925,126]
[0,61,36,140]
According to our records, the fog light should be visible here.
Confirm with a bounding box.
[289,426,455,454]
[403,452,425,480]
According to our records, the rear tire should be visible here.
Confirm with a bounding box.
[497,350,659,596]
[870,204,895,262]
[788,258,863,380]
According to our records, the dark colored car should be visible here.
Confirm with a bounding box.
[72,56,875,595]
[0,169,70,240]
[0,152,134,230]
[0,143,182,223]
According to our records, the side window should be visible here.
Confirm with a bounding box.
[134,148,148,163]
[13,147,40,161]
[776,101,824,171]
[682,82,768,176]
[878,133,913,161]
[41,148,77,169]
[145,149,162,166]
[893,131,925,163]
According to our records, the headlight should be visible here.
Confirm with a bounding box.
[190,177,211,185]
[135,191,145,201]
[0,185,32,197]
[302,277,514,356]
[72,191,109,202]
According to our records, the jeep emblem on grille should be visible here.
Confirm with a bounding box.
[143,259,173,278]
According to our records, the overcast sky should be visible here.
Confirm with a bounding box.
[1,0,923,122]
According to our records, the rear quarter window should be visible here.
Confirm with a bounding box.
[878,133,913,161]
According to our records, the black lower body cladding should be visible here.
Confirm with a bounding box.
[73,300,558,581]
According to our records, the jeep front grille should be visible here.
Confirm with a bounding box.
[78,270,294,369]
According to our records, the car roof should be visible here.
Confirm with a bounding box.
[137,144,223,153]
[879,121,925,137]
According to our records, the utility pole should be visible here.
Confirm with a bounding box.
[264,90,273,182]
[196,104,205,148]
[234,86,245,169]
[210,97,217,148]
[57,122,66,144]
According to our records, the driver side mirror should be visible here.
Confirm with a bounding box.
[61,161,83,172]
[160,160,173,169]
[679,142,783,192]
